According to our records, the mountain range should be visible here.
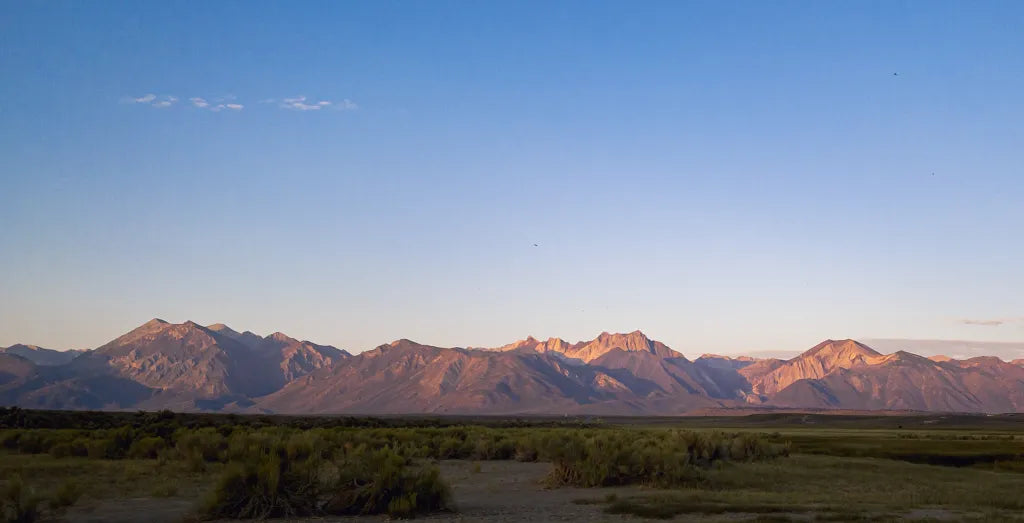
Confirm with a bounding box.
[2,319,1024,414]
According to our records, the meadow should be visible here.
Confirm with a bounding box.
[1,408,1022,522]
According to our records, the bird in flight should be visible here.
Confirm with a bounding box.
[533,243,539,247]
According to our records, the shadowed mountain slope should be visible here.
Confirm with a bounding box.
[1,344,85,366]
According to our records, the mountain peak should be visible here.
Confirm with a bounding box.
[269,332,295,342]
[207,323,237,334]
[801,339,881,360]
[558,330,682,362]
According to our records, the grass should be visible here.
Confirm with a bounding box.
[2,408,1023,521]
[572,454,1024,521]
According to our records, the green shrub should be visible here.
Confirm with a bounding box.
[48,481,82,511]
[128,437,166,459]
[322,447,452,518]
[202,451,319,519]
[2,475,43,523]
[202,442,452,520]
[542,430,785,488]
[86,438,117,459]
[48,442,73,459]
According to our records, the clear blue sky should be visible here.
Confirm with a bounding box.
[2,1,1023,356]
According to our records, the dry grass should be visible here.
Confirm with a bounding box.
[577,454,1024,521]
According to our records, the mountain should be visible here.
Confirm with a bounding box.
[769,351,1024,413]
[2,323,1024,414]
[0,353,37,385]
[494,330,681,363]
[0,319,350,411]
[205,324,350,387]
[1,344,84,366]
[257,338,720,415]
[748,340,882,396]
[861,339,1024,362]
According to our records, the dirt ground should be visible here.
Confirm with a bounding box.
[57,459,994,523]
[62,460,644,523]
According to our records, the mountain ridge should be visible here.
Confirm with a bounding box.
[3,320,1024,414]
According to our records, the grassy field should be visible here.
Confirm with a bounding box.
[1,407,1022,522]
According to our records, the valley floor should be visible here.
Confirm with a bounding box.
[20,455,1024,522]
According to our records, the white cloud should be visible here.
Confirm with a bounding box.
[122,92,354,113]
[279,96,358,111]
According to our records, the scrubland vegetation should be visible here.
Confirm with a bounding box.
[0,408,786,521]
[1,408,1022,521]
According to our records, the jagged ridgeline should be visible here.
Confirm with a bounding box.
[3,320,1024,413]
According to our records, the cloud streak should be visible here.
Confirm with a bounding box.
[279,95,358,111]
[125,93,354,113]
[960,316,1024,327]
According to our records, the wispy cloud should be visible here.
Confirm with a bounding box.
[279,96,357,111]
[208,103,244,112]
[125,93,351,113]
[960,316,1024,327]
[128,94,156,104]
[962,319,1006,326]
[151,95,178,108]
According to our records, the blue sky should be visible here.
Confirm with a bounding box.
[2,1,1023,356]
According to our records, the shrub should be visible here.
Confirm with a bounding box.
[128,437,166,459]
[48,442,73,459]
[202,451,319,519]
[48,481,82,511]
[542,430,785,488]
[322,447,452,518]
[202,442,452,520]
[1,475,43,523]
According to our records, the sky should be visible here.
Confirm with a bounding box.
[1,1,1023,357]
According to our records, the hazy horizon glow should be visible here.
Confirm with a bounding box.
[2,2,1023,356]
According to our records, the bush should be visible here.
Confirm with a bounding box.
[542,430,786,488]
[202,451,319,519]
[48,481,82,511]
[128,437,166,459]
[322,447,452,518]
[202,441,452,520]
[2,475,42,523]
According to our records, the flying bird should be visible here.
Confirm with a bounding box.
[533,243,539,247]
